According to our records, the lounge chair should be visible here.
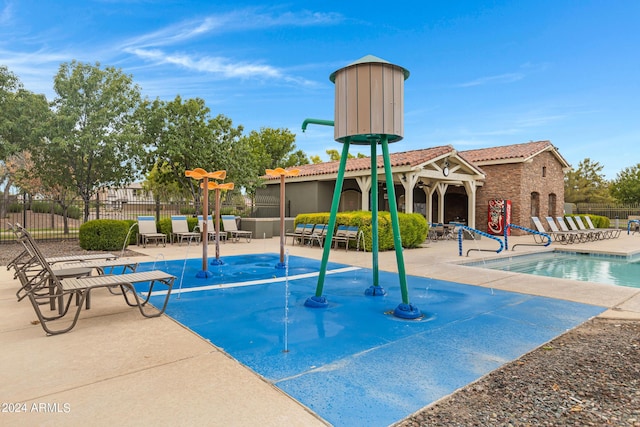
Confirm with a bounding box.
[9,224,140,311]
[530,217,555,243]
[170,215,201,245]
[197,215,227,243]
[333,225,359,251]
[286,223,306,245]
[564,216,598,242]
[556,216,590,243]
[137,216,167,247]
[221,215,252,243]
[584,216,621,239]
[13,225,175,335]
[574,216,606,240]
[6,222,117,275]
[310,224,330,248]
[304,224,327,247]
[296,224,315,245]
[541,217,576,244]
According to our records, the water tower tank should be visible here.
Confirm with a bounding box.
[330,54,409,145]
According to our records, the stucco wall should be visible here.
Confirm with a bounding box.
[261,180,337,217]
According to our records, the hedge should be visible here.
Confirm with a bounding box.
[565,214,611,228]
[293,211,427,251]
[79,219,130,251]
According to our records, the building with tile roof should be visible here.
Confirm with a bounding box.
[258,140,569,235]
[460,140,570,234]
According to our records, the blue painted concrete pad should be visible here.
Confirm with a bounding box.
[138,254,606,427]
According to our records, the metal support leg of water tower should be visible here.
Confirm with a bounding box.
[381,136,421,319]
[365,138,386,296]
[304,139,351,308]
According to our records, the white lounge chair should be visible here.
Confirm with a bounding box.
[170,215,201,245]
[584,216,620,239]
[556,216,590,243]
[542,216,577,244]
[221,215,252,243]
[197,215,227,243]
[137,216,167,247]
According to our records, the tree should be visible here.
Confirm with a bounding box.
[610,164,640,204]
[326,149,342,161]
[242,127,310,198]
[564,158,613,204]
[144,96,246,207]
[247,127,309,171]
[39,61,145,222]
[0,66,50,218]
[324,149,366,162]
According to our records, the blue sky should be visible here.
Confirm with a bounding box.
[2,0,639,179]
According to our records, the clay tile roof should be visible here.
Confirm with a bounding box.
[263,145,455,179]
[459,140,554,163]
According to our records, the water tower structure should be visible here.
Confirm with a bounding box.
[302,55,421,319]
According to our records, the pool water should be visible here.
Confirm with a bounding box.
[136,253,605,427]
[466,251,640,288]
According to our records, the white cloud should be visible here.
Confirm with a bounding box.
[122,8,343,49]
[0,1,13,24]
[119,8,342,84]
[455,72,524,88]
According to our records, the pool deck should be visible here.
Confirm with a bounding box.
[2,232,640,426]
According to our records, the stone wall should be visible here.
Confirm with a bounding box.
[475,151,565,235]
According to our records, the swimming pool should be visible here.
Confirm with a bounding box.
[136,253,604,426]
[465,251,640,288]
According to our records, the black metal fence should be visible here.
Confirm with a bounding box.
[0,193,279,244]
[573,203,640,227]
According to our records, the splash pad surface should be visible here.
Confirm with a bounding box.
[138,253,605,427]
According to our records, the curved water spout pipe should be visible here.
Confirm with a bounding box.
[505,223,551,250]
[121,222,139,258]
[457,225,504,257]
[301,118,335,132]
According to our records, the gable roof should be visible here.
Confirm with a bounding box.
[459,140,570,168]
[263,145,459,180]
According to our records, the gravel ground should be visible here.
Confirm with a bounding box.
[4,241,640,426]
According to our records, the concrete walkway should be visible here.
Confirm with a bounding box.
[2,232,640,426]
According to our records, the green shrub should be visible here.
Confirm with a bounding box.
[28,201,81,219]
[293,210,427,251]
[79,219,130,251]
[585,214,610,228]
[157,217,172,236]
[566,214,611,229]
[8,203,22,213]
[179,206,197,215]
[29,201,49,213]
[65,205,82,220]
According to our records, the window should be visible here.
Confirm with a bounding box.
[530,192,540,218]
[548,193,556,217]
[542,166,547,177]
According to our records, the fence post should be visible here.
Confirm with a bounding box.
[22,193,27,226]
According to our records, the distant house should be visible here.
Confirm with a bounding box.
[96,182,154,210]
[258,140,569,234]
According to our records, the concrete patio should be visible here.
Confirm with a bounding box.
[2,232,640,426]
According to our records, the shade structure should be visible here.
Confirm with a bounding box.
[330,55,409,145]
